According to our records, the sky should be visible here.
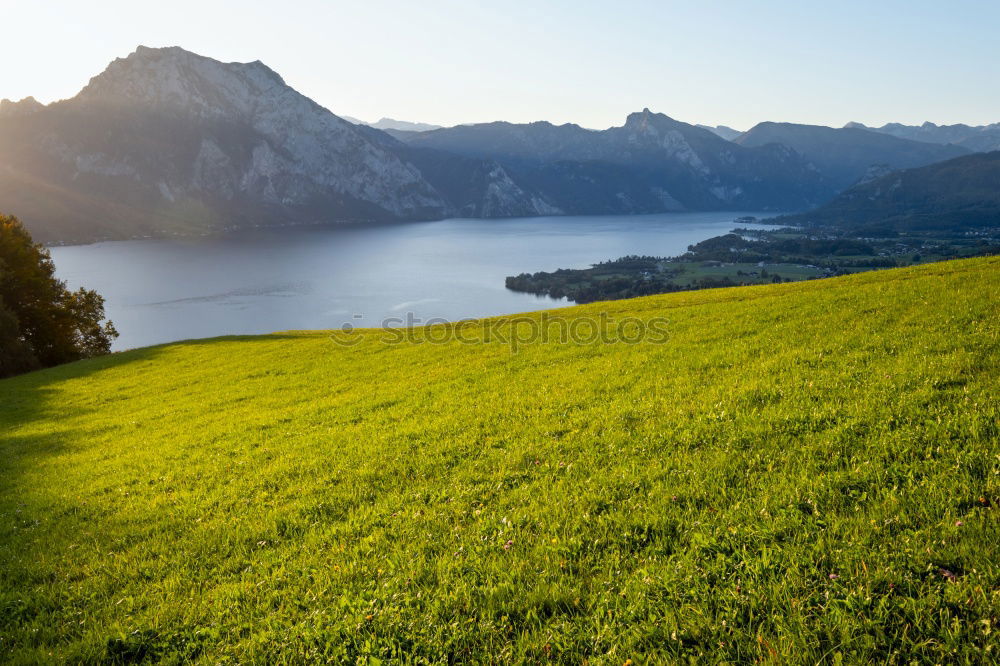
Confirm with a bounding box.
[2,0,999,131]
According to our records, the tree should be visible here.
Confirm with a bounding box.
[0,298,39,377]
[0,213,117,378]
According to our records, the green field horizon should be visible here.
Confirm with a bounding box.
[2,257,998,663]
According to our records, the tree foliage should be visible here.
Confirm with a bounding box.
[0,213,117,377]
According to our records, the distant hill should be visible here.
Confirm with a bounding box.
[737,122,969,191]
[846,121,1000,153]
[695,124,743,141]
[344,116,444,132]
[395,109,831,212]
[776,151,1000,233]
[369,118,443,132]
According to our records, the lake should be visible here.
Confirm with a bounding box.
[50,212,776,350]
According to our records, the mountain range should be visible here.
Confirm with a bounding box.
[389,110,836,213]
[343,117,443,132]
[845,121,1000,153]
[0,47,558,243]
[735,122,970,191]
[0,46,995,243]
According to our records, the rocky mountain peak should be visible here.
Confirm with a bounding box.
[621,109,690,141]
[0,45,473,231]
[74,46,291,120]
[0,96,44,117]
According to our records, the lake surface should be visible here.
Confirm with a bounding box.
[50,212,776,350]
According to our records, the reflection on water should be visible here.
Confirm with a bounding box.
[50,212,777,350]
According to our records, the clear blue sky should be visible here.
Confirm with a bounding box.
[3,0,998,130]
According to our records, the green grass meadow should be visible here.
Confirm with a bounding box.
[2,257,999,663]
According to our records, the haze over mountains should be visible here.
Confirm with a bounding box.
[343,117,443,133]
[735,123,970,191]
[777,151,1000,233]
[390,110,832,213]
[695,125,743,141]
[845,121,1000,154]
[0,47,566,243]
[0,46,996,243]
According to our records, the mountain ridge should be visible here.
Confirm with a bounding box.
[342,116,444,132]
[2,46,993,244]
[695,124,743,141]
[736,121,970,191]
[0,46,556,243]
[394,108,831,212]
[773,150,1000,232]
[845,120,1000,153]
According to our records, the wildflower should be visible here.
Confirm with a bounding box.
[955,520,963,526]
[503,539,514,551]
[828,573,839,580]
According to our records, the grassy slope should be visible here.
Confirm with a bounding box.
[2,258,999,663]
